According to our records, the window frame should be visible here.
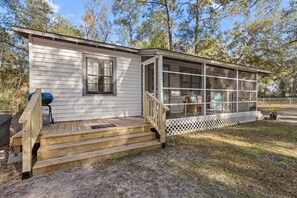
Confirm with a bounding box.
[83,54,116,96]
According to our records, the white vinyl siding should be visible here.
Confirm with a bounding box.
[30,37,142,122]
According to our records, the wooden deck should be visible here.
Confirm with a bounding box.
[10,116,147,148]
[42,116,146,135]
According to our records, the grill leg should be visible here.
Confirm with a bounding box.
[46,105,54,124]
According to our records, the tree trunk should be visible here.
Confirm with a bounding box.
[194,0,200,54]
[164,0,173,50]
[129,20,134,46]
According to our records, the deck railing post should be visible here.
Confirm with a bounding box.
[19,88,43,179]
[22,121,32,179]
[143,91,169,147]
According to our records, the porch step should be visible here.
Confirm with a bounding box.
[40,124,151,145]
[33,140,161,176]
[38,131,156,160]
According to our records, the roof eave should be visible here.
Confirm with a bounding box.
[12,27,139,54]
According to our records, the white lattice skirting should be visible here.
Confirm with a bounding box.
[166,111,262,136]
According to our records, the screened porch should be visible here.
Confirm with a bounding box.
[142,55,258,120]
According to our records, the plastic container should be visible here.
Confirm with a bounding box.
[0,113,12,146]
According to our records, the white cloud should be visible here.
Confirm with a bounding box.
[66,13,75,17]
[45,0,60,13]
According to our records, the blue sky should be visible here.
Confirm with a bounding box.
[54,0,114,27]
[48,0,291,43]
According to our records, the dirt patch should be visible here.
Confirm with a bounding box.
[260,155,283,163]
[0,148,237,198]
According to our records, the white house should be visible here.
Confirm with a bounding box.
[11,27,270,178]
[13,27,270,128]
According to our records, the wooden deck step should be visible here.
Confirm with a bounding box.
[10,130,42,146]
[40,124,151,145]
[38,131,156,160]
[33,140,161,176]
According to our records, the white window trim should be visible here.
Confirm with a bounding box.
[82,53,117,96]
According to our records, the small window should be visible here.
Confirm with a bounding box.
[86,57,114,94]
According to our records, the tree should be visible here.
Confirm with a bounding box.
[138,0,178,50]
[225,0,297,97]
[50,16,84,38]
[0,0,83,111]
[136,11,169,49]
[80,0,112,42]
[0,0,54,111]
[112,0,142,47]
[16,0,54,31]
[176,0,264,55]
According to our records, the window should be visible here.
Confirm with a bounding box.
[86,57,114,94]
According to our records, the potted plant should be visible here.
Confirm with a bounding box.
[270,107,280,120]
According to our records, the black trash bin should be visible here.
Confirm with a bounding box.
[0,113,12,146]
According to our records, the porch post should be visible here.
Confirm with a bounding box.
[256,73,259,111]
[158,55,163,102]
[236,69,239,112]
[203,63,206,116]
[142,63,144,116]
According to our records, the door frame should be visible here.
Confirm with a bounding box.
[142,56,158,115]
[142,56,157,96]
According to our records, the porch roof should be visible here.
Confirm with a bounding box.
[139,49,271,74]
[13,27,271,74]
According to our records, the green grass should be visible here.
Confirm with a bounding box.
[167,120,297,197]
[258,103,297,115]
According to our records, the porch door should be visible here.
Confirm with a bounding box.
[143,61,156,97]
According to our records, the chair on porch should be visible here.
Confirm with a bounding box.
[184,95,202,116]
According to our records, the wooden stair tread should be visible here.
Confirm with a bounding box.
[10,130,43,146]
[34,140,161,169]
[39,131,155,151]
[41,124,151,139]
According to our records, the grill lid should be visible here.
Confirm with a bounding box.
[28,92,54,105]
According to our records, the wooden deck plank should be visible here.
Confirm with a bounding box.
[82,120,91,131]
[41,116,145,136]
[64,122,72,132]
[45,123,59,135]
[56,122,66,135]
[71,121,77,132]
[76,121,84,131]
[106,118,119,127]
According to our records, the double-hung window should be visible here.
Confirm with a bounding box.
[86,56,115,94]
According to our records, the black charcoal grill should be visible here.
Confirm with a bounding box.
[28,92,54,124]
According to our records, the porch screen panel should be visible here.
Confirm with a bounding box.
[238,102,257,112]
[162,59,258,118]
[205,65,238,115]
[239,71,256,80]
[162,58,204,119]
[206,77,236,90]
[237,70,257,111]
[239,91,257,101]
[206,65,236,78]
